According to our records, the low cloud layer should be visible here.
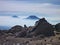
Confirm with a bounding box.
[0,0,60,25]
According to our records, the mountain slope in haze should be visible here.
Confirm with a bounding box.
[12,15,18,18]
[0,26,10,30]
[25,15,40,20]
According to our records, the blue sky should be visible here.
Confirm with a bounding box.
[0,0,60,5]
[17,0,60,5]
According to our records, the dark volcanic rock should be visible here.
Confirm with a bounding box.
[8,25,28,37]
[55,23,60,32]
[9,25,28,37]
[27,18,55,37]
[15,30,27,37]
[9,25,24,34]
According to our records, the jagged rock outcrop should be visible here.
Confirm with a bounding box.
[27,18,55,37]
[8,25,28,37]
[0,18,56,38]
[55,23,60,32]
[9,25,24,34]
[15,25,35,37]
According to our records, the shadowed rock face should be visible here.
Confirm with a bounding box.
[55,23,60,32]
[8,25,28,37]
[27,18,55,37]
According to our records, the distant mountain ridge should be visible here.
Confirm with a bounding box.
[12,15,18,18]
[25,15,40,20]
[0,26,10,30]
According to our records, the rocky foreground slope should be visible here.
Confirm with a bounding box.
[0,18,60,45]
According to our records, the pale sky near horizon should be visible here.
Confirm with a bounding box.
[0,0,60,16]
[0,0,60,26]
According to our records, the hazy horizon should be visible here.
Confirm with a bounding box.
[0,0,60,26]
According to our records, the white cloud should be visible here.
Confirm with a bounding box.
[0,1,60,16]
[0,1,60,26]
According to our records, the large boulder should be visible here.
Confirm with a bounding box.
[27,18,55,37]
